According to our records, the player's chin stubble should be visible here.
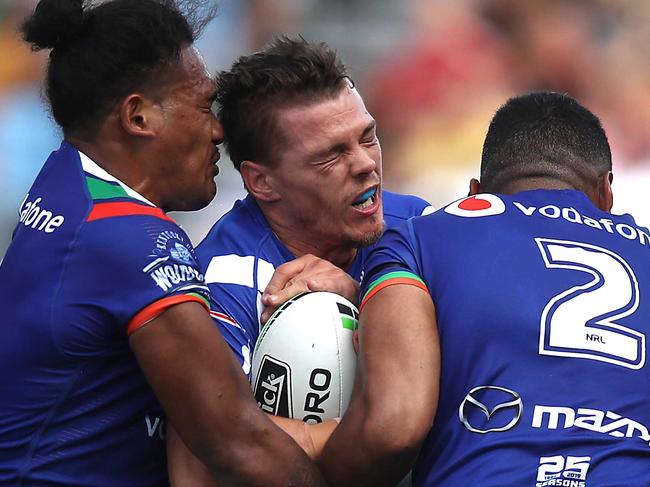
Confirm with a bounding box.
[356,223,385,248]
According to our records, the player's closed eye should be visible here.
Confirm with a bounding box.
[361,135,378,145]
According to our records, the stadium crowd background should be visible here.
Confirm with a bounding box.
[1,0,648,257]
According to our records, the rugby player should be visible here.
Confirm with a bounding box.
[170,36,432,482]
[320,92,650,486]
[0,1,326,486]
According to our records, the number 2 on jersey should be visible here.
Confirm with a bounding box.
[536,238,645,369]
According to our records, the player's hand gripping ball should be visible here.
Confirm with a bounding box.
[251,291,358,423]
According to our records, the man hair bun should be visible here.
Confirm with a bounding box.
[21,0,85,51]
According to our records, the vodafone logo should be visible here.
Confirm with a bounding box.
[444,194,505,218]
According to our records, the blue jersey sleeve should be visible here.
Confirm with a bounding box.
[195,196,284,378]
[205,284,257,376]
[360,220,428,310]
[53,214,210,356]
[381,190,434,228]
[200,252,276,377]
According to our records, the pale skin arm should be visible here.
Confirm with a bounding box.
[318,284,441,487]
[129,301,327,487]
[261,254,359,323]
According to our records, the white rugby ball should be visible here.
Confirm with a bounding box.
[251,291,358,424]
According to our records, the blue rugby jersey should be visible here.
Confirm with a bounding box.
[0,141,210,486]
[195,192,432,377]
[360,189,650,487]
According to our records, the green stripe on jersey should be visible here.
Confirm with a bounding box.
[86,176,129,200]
[188,292,210,308]
[364,270,425,296]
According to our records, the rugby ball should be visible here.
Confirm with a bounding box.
[251,292,358,423]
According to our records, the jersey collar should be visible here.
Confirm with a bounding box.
[78,150,156,207]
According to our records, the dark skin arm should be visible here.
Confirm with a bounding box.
[130,301,327,487]
[167,412,340,486]
[168,424,217,487]
[267,415,340,460]
[318,284,440,486]
[167,254,353,485]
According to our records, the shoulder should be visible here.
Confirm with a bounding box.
[197,196,273,260]
[76,211,209,304]
[382,190,434,226]
[197,196,290,293]
[77,209,199,273]
[196,195,294,278]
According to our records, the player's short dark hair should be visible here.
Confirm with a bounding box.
[215,36,350,171]
[21,0,216,139]
[480,91,612,193]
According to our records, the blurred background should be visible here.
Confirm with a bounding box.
[1,0,648,256]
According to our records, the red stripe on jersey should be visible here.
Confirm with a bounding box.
[127,294,210,336]
[210,311,239,327]
[87,202,174,223]
[359,277,428,312]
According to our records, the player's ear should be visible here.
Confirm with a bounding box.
[240,160,281,202]
[597,171,613,212]
[468,178,481,196]
[119,93,159,138]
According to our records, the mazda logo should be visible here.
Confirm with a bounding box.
[459,385,523,434]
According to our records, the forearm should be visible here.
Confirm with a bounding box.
[168,414,328,487]
[168,424,218,487]
[318,396,421,487]
[177,403,327,487]
[268,415,339,460]
[319,285,439,486]
[131,303,327,487]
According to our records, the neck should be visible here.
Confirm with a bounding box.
[499,177,576,194]
[261,206,358,270]
[497,176,607,211]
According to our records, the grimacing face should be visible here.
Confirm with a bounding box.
[154,45,223,212]
[269,87,384,251]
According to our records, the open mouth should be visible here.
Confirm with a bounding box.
[352,187,377,210]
